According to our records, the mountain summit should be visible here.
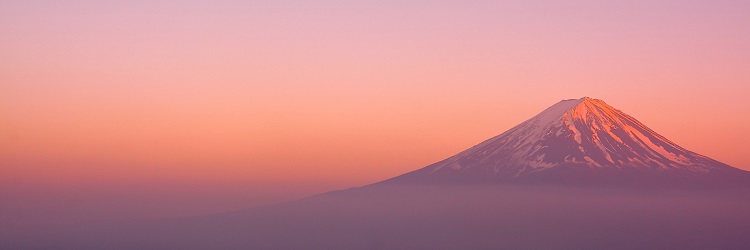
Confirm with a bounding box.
[380,97,749,186]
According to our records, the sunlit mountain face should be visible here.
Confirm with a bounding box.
[380,97,749,186]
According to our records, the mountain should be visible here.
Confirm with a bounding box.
[379,97,749,186]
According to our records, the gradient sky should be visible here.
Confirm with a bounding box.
[2,0,750,220]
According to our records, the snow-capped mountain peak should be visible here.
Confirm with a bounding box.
[379,97,748,185]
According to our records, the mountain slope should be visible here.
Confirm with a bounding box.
[380,97,749,186]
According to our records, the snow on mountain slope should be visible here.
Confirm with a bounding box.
[379,97,749,185]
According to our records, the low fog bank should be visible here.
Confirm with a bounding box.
[6,185,750,249]
[0,180,345,247]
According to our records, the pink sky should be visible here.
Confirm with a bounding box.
[2,1,750,219]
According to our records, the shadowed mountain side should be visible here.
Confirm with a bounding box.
[11,185,750,250]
